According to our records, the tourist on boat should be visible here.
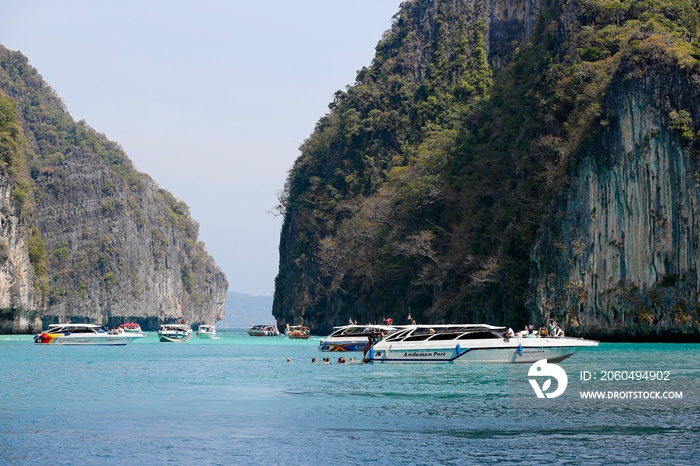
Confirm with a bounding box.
[553,325,564,337]
[504,326,515,339]
[386,317,393,325]
[538,323,548,337]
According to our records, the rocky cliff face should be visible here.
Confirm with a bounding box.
[0,45,228,332]
[531,62,700,340]
[0,164,39,333]
[32,147,228,329]
[382,0,540,81]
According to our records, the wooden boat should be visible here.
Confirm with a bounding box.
[285,324,310,339]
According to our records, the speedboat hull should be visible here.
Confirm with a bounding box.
[158,332,191,342]
[35,333,144,346]
[320,341,368,352]
[368,336,598,364]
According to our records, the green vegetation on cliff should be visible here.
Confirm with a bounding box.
[275,0,700,338]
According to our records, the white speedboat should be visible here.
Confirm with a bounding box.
[118,322,144,334]
[196,324,216,339]
[157,323,193,342]
[247,324,280,337]
[33,324,145,345]
[320,324,399,352]
[365,324,598,363]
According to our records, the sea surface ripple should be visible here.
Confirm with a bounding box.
[0,333,698,465]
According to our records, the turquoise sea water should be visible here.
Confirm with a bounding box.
[1,332,698,465]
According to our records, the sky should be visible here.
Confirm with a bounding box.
[0,0,405,296]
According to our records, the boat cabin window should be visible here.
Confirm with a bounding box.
[70,327,96,333]
[457,331,502,340]
[383,329,412,342]
[427,332,463,341]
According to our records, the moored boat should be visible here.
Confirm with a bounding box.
[157,323,193,342]
[118,322,144,334]
[247,324,280,337]
[34,324,146,346]
[196,324,217,339]
[285,324,310,339]
[365,324,598,363]
[320,324,399,352]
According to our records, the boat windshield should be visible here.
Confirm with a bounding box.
[48,325,103,334]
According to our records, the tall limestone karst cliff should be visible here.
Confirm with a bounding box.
[0,45,228,333]
[274,0,700,340]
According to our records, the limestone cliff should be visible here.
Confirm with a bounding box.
[0,45,228,332]
[0,137,39,332]
[531,62,700,340]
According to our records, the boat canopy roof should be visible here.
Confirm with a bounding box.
[328,324,398,337]
[160,324,190,330]
[249,324,277,329]
[382,324,505,343]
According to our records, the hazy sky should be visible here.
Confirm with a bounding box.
[0,0,404,296]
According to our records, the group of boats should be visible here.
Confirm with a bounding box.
[246,323,310,339]
[245,321,597,363]
[33,322,218,345]
[32,320,598,363]
[319,323,598,364]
